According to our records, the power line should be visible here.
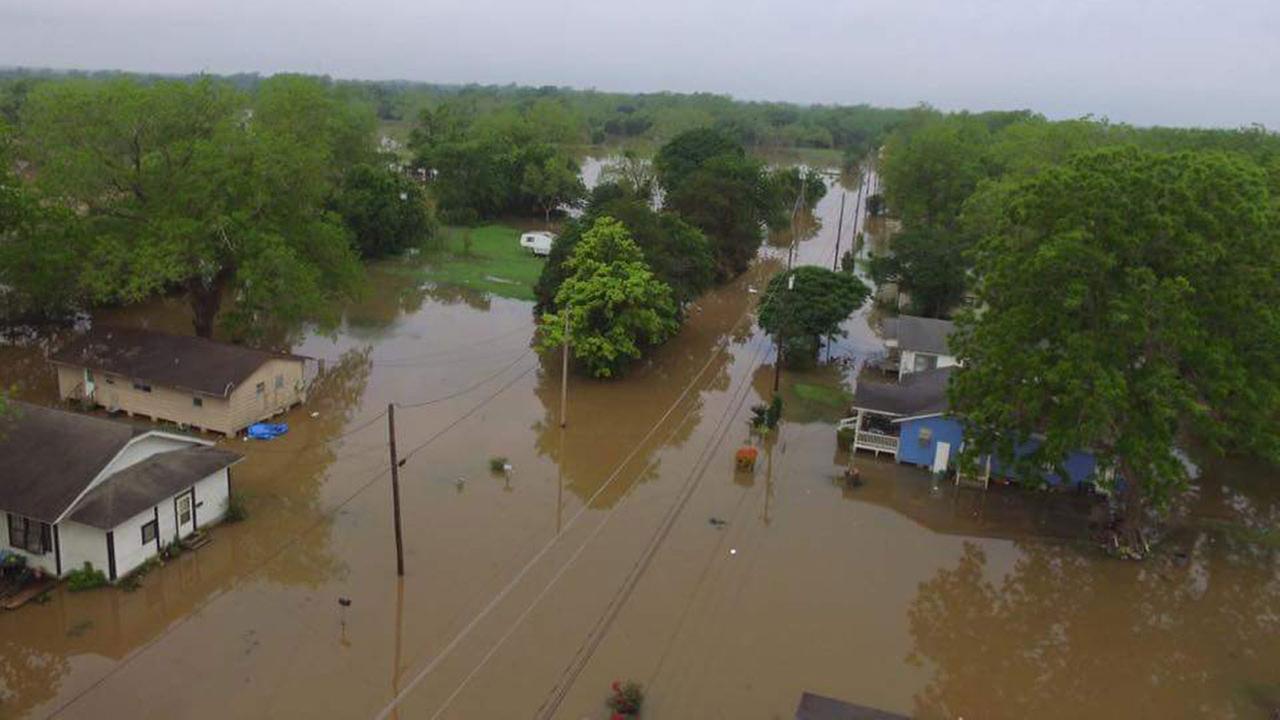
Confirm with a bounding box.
[372,299,764,720]
[393,349,532,409]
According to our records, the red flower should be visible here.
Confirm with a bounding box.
[611,680,621,693]
[611,714,626,720]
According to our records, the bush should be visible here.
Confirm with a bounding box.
[489,456,509,473]
[224,493,248,523]
[66,562,108,592]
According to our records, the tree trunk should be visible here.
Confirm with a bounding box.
[1111,459,1151,559]
[188,269,232,339]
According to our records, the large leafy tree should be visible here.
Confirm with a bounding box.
[880,116,987,229]
[655,128,780,277]
[533,185,714,311]
[867,226,969,318]
[757,265,870,365]
[538,217,678,378]
[332,163,437,258]
[19,76,368,339]
[950,147,1280,536]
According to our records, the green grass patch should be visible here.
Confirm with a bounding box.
[412,225,543,302]
[791,382,852,409]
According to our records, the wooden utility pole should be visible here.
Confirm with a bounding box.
[387,403,405,576]
[832,191,847,271]
[559,313,570,428]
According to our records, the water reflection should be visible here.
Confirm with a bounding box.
[907,537,1280,719]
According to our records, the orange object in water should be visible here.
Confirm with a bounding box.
[735,446,759,470]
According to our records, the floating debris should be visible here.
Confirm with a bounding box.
[709,517,728,528]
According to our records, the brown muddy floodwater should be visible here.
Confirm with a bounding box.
[2,163,1279,720]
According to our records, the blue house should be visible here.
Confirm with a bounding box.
[840,367,1101,488]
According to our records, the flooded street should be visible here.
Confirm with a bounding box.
[2,163,1279,720]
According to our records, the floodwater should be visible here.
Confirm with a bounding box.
[1,161,1279,720]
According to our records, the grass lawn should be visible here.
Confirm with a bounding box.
[783,376,854,423]
[413,224,544,302]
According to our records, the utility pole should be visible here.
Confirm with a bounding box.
[387,403,405,576]
[772,273,796,394]
[832,190,847,271]
[559,312,570,428]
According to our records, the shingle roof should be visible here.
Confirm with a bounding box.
[68,446,242,529]
[851,367,954,418]
[886,315,955,355]
[0,402,142,523]
[50,327,307,398]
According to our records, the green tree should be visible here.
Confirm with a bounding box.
[950,147,1280,539]
[657,131,779,277]
[20,76,366,339]
[521,153,586,223]
[867,226,969,318]
[539,217,678,378]
[533,187,714,311]
[332,164,437,258]
[880,116,987,228]
[757,266,870,365]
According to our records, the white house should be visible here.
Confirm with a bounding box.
[0,402,241,583]
[883,315,960,380]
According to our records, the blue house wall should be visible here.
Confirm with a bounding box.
[897,416,966,469]
[894,415,1099,487]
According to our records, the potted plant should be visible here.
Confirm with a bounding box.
[606,679,643,718]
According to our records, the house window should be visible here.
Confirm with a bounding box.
[917,427,934,448]
[274,374,284,389]
[141,520,158,545]
[86,370,94,382]
[6,514,51,555]
[914,353,938,373]
[132,381,152,393]
[192,396,203,408]
[256,382,266,395]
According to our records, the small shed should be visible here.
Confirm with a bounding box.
[51,327,310,436]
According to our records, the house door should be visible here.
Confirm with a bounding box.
[175,491,196,538]
[933,441,952,475]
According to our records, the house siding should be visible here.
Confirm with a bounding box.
[55,357,304,435]
[57,520,111,578]
[897,416,966,469]
[109,467,230,579]
[987,438,1098,487]
[225,358,306,433]
[898,350,959,379]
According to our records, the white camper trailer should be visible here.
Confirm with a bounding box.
[519,231,556,256]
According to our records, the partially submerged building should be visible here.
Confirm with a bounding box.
[0,402,241,582]
[51,327,309,436]
[842,367,1100,488]
[882,315,959,380]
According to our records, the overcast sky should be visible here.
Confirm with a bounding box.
[1,0,1276,128]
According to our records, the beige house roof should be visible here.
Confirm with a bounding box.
[51,327,308,398]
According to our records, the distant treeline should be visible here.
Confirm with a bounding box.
[0,67,909,160]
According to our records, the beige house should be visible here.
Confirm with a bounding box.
[51,327,310,436]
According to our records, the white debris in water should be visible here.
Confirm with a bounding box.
[730,548,737,555]
[310,411,320,418]
[747,286,758,294]
[503,463,513,473]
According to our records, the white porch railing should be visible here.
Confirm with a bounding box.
[857,431,900,453]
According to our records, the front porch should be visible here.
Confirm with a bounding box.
[838,409,901,458]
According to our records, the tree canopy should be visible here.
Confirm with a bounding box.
[16,75,373,338]
[949,147,1280,529]
[332,163,437,258]
[538,217,679,378]
[866,226,968,318]
[757,266,870,364]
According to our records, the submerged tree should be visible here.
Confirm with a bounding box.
[757,266,870,366]
[538,217,678,378]
[20,76,369,339]
[950,147,1280,540]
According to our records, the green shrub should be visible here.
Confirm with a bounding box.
[66,562,108,592]
[224,494,248,523]
[489,456,509,473]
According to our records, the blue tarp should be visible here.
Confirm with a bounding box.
[247,423,288,440]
